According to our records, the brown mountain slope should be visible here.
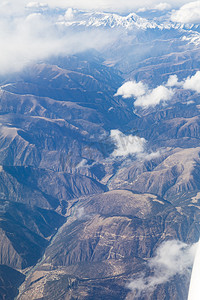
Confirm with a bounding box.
[17,190,199,299]
[109,147,200,204]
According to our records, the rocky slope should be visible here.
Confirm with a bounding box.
[17,190,199,300]
[0,265,25,300]
[108,147,200,202]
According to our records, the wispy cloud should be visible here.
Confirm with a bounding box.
[154,2,172,10]
[139,2,172,12]
[127,240,196,298]
[75,207,91,220]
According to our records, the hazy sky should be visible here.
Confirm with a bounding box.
[0,0,194,15]
[42,0,191,12]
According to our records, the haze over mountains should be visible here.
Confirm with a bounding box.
[1,1,200,299]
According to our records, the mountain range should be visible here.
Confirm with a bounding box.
[0,6,200,300]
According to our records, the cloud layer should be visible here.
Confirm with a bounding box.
[0,2,120,75]
[128,240,197,298]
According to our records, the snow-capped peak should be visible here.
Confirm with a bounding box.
[56,9,200,46]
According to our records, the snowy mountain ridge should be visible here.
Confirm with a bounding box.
[57,10,200,32]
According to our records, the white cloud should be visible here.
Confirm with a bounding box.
[115,80,174,108]
[109,130,161,159]
[154,2,171,10]
[166,71,200,94]
[171,1,200,23]
[139,150,161,160]
[183,71,200,93]
[134,85,174,108]
[166,71,200,93]
[26,2,48,10]
[115,81,147,99]
[110,129,146,157]
[137,1,174,11]
[128,240,197,298]
[116,71,200,108]
[166,74,183,87]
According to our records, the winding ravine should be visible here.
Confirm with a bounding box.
[15,198,81,300]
